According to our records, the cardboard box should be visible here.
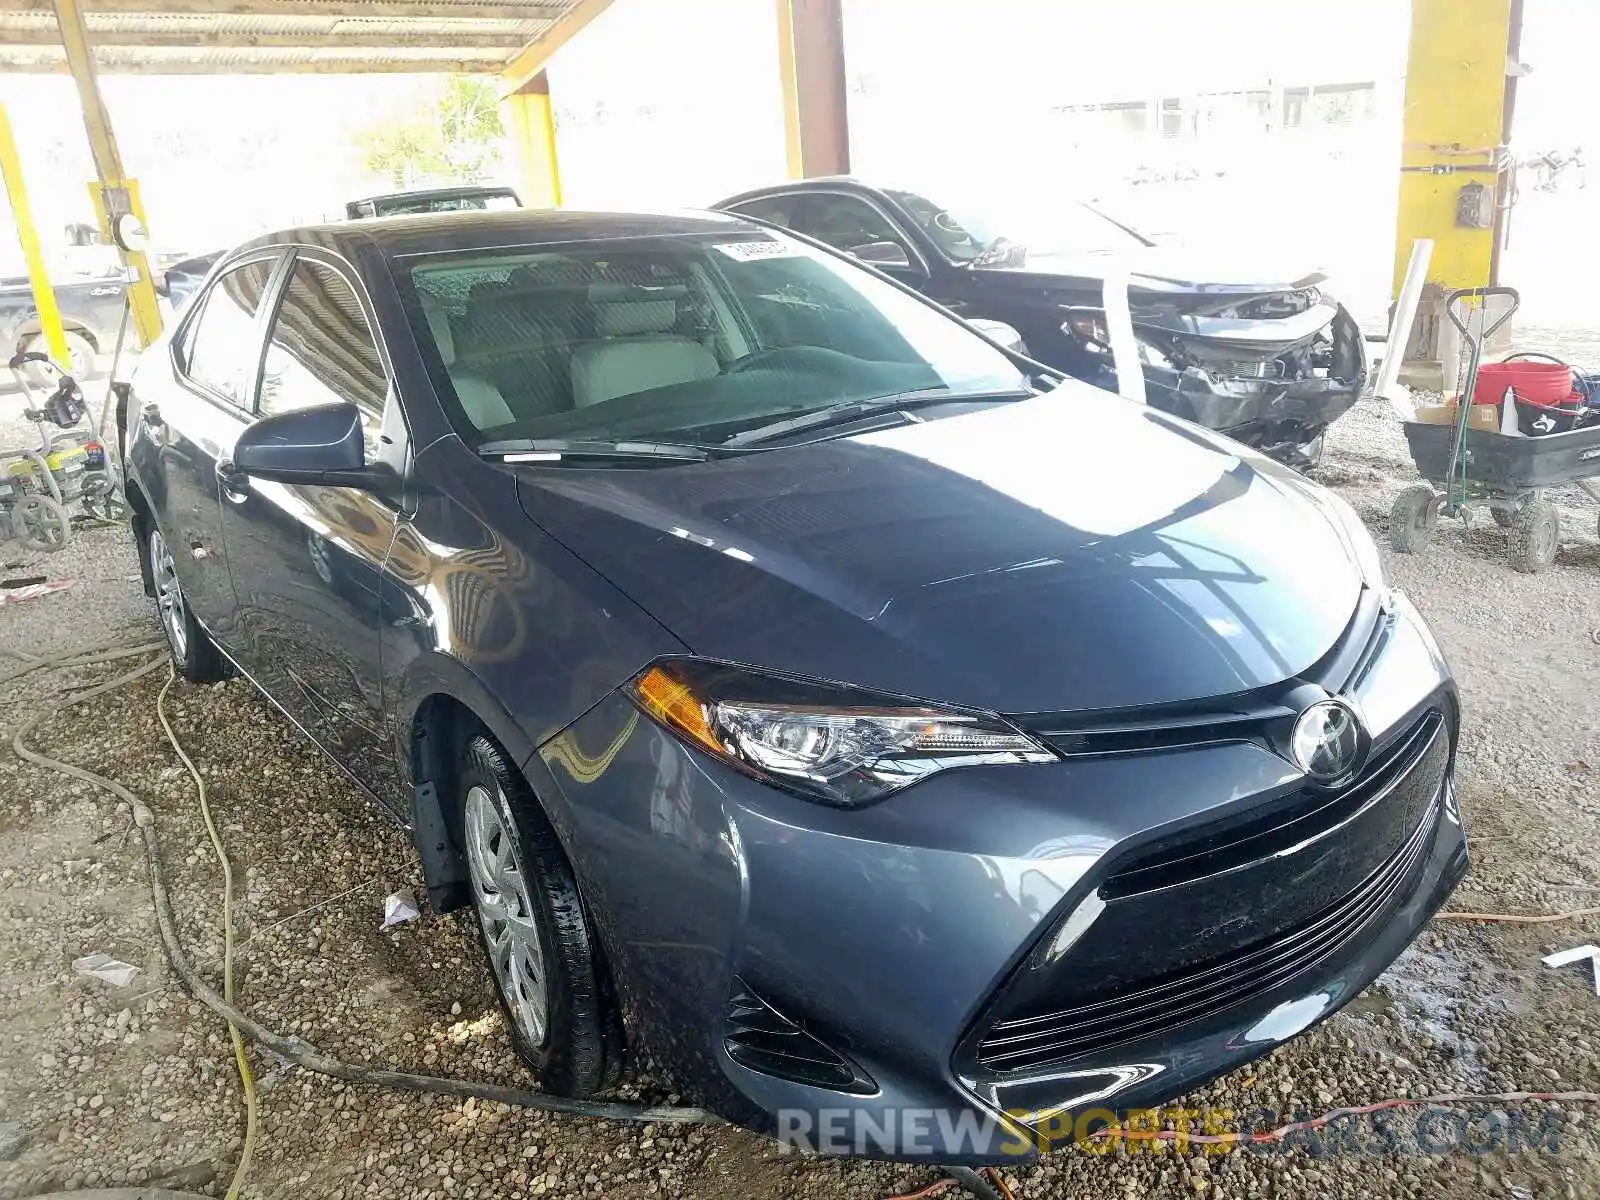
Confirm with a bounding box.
[1414,401,1502,432]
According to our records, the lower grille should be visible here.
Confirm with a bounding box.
[976,787,1440,1075]
[723,980,875,1094]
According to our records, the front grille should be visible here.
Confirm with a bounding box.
[975,787,1439,1074]
[723,981,875,1094]
[1102,710,1442,900]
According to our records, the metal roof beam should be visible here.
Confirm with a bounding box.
[8,52,508,70]
[0,0,571,19]
[0,27,532,47]
[499,0,607,92]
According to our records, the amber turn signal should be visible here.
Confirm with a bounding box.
[631,665,723,755]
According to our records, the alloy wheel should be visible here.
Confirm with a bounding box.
[149,528,188,660]
[464,783,548,1047]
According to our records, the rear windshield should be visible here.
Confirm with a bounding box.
[397,230,1025,449]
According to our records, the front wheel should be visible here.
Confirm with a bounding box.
[148,525,228,682]
[1389,484,1438,554]
[456,735,621,1096]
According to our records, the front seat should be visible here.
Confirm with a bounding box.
[569,297,718,408]
[421,297,516,430]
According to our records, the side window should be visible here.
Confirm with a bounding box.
[258,259,389,457]
[790,195,915,269]
[726,195,803,229]
[183,259,275,404]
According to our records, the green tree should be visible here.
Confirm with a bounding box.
[355,75,505,188]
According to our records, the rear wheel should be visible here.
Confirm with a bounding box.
[456,735,620,1096]
[148,525,227,682]
[1389,484,1438,554]
[1509,500,1560,573]
[1491,489,1540,529]
[19,330,96,385]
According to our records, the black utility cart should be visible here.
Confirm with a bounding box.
[1390,287,1600,573]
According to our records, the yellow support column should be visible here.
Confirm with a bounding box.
[1393,0,1516,340]
[51,0,162,347]
[776,0,850,179]
[0,103,70,368]
[501,72,562,209]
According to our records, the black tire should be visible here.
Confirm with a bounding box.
[1492,490,1540,529]
[147,524,228,683]
[454,735,620,1096]
[1509,500,1560,574]
[1389,484,1438,554]
[20,330,96,384]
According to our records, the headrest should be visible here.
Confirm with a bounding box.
[421,296,455,366]
[594,298,678,338]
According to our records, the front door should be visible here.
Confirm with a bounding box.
[135,254,280,643]
[217,251,407,797]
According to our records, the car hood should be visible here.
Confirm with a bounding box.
[978,246,1326,299]
[513,387,1363,715]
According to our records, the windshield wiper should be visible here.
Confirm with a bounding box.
[478,438,716,463]
[723,387,1032,448]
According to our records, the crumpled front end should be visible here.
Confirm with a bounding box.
[1125,287,1367,465]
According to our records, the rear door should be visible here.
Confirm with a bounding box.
[131,253,282,642]
[217,249,408,796]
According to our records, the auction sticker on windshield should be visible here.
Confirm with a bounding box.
[713,240,798,262]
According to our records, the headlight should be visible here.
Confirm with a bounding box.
[1061,310,1110,349]
[629,659,1056,807]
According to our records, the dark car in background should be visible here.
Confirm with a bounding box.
[163,184,524,312]
[716,178,1367,466]
[344,183,521,219]
[123,208,1463,1162]
[0,263,127,377]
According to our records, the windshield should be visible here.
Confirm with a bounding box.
[884,187,1150,266]
[400,230,1027,450]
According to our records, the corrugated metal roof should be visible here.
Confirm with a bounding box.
[0,0,587,74]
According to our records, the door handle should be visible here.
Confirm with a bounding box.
[216,460,250,503]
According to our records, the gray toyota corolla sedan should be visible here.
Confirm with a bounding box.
[122,208,1465,1163]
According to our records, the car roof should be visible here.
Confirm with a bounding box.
[236,208,762,263]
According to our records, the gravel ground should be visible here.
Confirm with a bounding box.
[0,385,1598,1200]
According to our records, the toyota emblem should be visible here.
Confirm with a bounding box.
[1291,699,1366,783]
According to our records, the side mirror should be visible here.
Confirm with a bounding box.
[966,318,1027,354]
[232,402,386,489]
[847,240,912,269]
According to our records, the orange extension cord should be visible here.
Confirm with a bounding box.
[883,1091,1600,1199]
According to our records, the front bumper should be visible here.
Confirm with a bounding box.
[530,593,1462,1163]
[1141,302,1369,458]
